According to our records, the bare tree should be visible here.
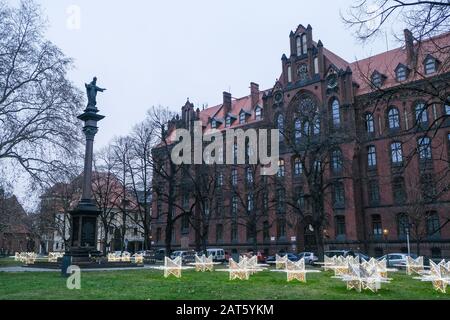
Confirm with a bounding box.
[126,120,156,250]
[37,159,82,249]
[281,98,358,259]
[0,0,84,185]
[224,163,275,253]
[149,106,185,256]
[92,147,123,254]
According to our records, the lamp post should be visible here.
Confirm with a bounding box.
[405,223,411,257]
[383,228,389,266]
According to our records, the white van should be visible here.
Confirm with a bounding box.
[206,248,225,262]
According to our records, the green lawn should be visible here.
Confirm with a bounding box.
[0,266,448,300]
[0,257,22,267]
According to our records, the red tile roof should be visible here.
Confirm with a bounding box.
[350,31,450,94]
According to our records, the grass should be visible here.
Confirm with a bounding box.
[0,257,22,267]
[0,265,449,300]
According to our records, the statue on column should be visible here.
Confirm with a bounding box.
[85,77,106,108]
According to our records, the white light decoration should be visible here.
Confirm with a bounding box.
[189,254,218,272]
[406,256,424,275]
[121,251,131,262]
[163,256,183,278]
[133,253,144,264]
[48,252,64,263]
[413,260,450,293]
[275,254,287,269]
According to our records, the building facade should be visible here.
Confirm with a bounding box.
[152,24,450,258]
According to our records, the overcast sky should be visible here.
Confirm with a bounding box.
[7,0,405,208]
[18,0,402,149]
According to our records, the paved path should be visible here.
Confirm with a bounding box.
[0,265,157,273]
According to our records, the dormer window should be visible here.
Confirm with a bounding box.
[239,112,246,124]
[225,116,232,127]
[211,119,217,129]
[424,56,437,75]
[255,107,262,120]
[371,71,384,88]
[395,64,408,82]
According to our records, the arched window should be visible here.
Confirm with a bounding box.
[294,119,302,142]
[313,114,321,135]
[335,216,346,236]
[418,136,432,160]
[231,195,238,215]
[333,181,345,208]
[246,166,253,183]
[388,107,400,129]
[426,211,440,237]
[255,107,262,120]
[277,159,285,177]
[313,57,319,74]
[415,102,428,125]
[287,65,292,83]
[424,56,437,74]
[397,213,409,238]
[331,149,343,173]
[367,145,377,167]
[365,113,375,133]
[294,157,302,176]
[303,120,310,136]
[247,193,254,212]
[231,168,238,186]
[372,215,382,236]
[277,114,285,140]
[445,96,450,115]
[331,98,340,127]
[393,177,406,204]
[301,34,307,55]
[296,36,302,56]
[391,142,403,164]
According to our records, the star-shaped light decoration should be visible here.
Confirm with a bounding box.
[286,258,306,282]
[406,256,424,275]
[134,253,144,264]
[276,254,288,269]
[164,256,183,278]
[421,260,450,293]
[121,252,131,262]
[229,258,250,280]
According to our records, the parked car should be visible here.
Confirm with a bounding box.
[354,252,370,261]
[266,253,300,263]
[154,248,167,261]
[297,252,319,265]
[377,253,418,268]
[206,248,226,262]
[170,250,196,263]
[324,250,356,258]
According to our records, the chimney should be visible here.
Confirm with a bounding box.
[404,29,415,66]
[223,91,232,114]
[250,82,260,108]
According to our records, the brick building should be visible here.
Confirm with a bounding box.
[152,24,450,258]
